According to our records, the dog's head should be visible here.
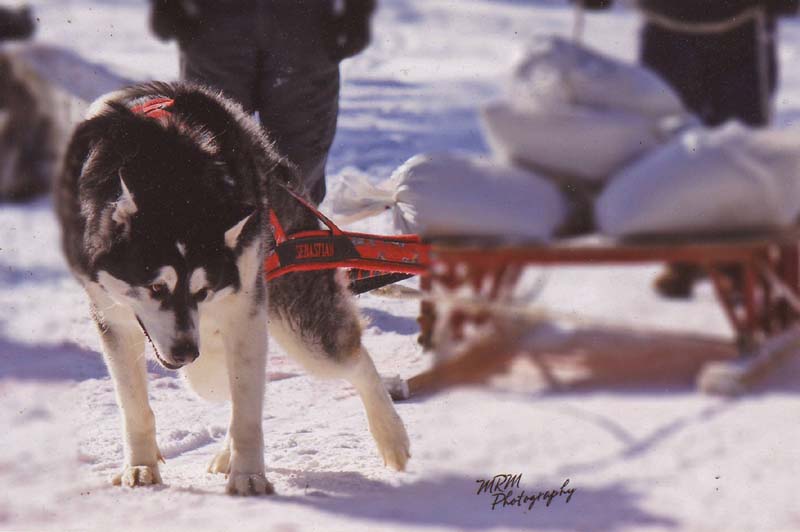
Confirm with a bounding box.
[70,87,269,370]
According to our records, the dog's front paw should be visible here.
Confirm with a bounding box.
[112,464,162,487]
[207,448,231,475]
[371,412,411,471]
[226,472,274,496]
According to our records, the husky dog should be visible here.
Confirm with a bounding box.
[56,82,409,495]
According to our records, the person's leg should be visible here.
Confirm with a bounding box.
[257,63,340,204]
[654,20,778,297]
[641,24,713,298]
[256,4,341,204]
[178,11,260,112]
[640,23,710,121]
[710,19,776,127]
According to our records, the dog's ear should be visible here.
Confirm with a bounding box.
[224,211,254,249]
[111,170,138,228]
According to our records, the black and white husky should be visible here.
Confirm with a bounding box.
[56,82,409,495]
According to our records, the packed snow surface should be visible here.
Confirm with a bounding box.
[1,1,800,531]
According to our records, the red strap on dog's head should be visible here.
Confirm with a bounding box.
[131,97,174,121]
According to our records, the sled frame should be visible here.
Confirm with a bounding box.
[409,232,800,397]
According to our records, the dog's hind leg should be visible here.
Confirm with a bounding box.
[346,345,412,471]
[85,283,163,487]
[268,271,410,471]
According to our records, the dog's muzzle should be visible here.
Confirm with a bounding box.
[135,317,194,370]
[170,339,200,366]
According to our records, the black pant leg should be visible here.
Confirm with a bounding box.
[641,20,777,128]
[640,23,712,123]
[711,19,776,127]
[256,5,341,204]
[178,12,260,113]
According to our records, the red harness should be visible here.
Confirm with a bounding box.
[131,97,174,121]
[131,97,429,289]
[264,185,428,283]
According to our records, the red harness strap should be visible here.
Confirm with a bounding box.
[131,97,429,285]
[264,185,429,282]
[131,97,174,121]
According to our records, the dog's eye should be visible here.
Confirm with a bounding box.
[149,282,168,297]
[194,288,210,302]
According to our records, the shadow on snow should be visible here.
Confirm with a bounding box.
[272,469,678,531]
[0,333,108,381]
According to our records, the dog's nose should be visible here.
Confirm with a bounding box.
[170,341,199,366]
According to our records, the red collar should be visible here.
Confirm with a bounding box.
[131,97,174,120]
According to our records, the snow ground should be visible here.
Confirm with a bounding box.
[1,0,800,531]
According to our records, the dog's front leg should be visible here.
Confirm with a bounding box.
[88,287,162,487]
[221,302,271,496]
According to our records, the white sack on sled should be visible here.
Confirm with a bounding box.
[597,124,800,237]
[330,152,567,239]
[480,101,663,182]
[509,35,685,119]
